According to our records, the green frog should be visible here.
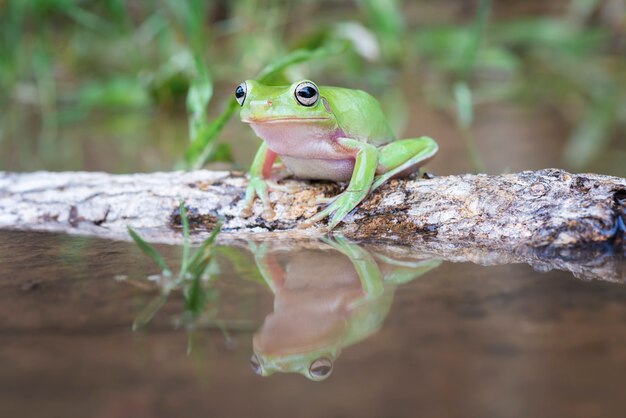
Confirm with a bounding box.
[236,79,438,229]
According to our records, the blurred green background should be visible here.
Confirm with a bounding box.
[1,0,625,176]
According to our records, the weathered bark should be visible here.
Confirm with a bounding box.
[1,169,624,281]
[1,168,624,245]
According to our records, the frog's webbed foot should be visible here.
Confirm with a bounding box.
[298,188,366,230]
[299,137,378,231]
[242,176,275,220]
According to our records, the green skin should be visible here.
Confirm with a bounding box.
[249,236,441,381]
[237,79,439,229]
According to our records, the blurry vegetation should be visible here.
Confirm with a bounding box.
[1,0,625,175]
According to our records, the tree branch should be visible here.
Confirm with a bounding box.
[1,168,624,245]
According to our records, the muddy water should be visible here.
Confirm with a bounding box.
[1,230,625,418]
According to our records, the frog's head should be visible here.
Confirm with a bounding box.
[248,309,346,381]
[235,79,336,125]
[250,350,338,382]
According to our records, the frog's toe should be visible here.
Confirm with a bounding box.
[261,205,276,221]
[298,205,332,229]
[300,191,362,230]
[327,206,351,230]
[242,203,275,221]
[241,207,253,218]
[313,195,335,206]
[241,199,255,218]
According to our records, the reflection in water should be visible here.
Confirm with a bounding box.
[124,233,626,383]
[3,230,626,417]
[127,235,441,381]
[528,241,625,282]
[248,237,440,381]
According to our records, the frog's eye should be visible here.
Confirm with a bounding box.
[294,81,319,107]
[309,357,333,381]
[235,82,247,106]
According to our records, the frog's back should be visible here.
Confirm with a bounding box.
[319,86,396,146]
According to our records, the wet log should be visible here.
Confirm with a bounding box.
[0,169,624,250]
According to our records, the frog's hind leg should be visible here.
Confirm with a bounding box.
[372,136,438,191]
[321,235,384,298]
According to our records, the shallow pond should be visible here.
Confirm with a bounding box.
[1,229,625,418]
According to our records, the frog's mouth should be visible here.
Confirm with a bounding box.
[241,116,332,124]
[245,117,346,162]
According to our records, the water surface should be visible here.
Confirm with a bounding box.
[1,230,625,418]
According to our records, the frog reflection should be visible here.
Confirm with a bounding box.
[248,236,440,381]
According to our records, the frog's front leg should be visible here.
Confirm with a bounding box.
[248,241,284,294]
[372,136,438,190]
[300,138,378,230]
[242,142,278,219]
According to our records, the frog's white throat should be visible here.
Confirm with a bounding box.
[249,121,354,181]
[248,121,344,159]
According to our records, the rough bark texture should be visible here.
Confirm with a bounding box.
[1,168,624,245]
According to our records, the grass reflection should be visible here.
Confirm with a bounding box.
[128,202,222,329]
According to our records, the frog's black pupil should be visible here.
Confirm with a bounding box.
[311,364,331,377]
[298,86,316,98]
[235,85,244,98]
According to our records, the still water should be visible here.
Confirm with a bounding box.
[1,229,625,418]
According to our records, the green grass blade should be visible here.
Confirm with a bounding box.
[184,283,204,315]
[453,82,486,173]
[184,264,209,314]
[186,56,213,142]
[188,251,214,282]
[178,202,190,278]
[460,0,491,80]
[183,99,238,169]
[127,226,171,274]
[187,221,222,275]
[453,82,473,129]
[256,43,348,83]
[132,294,168,331]
[164,0,207,55]
[64,4,112,34]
